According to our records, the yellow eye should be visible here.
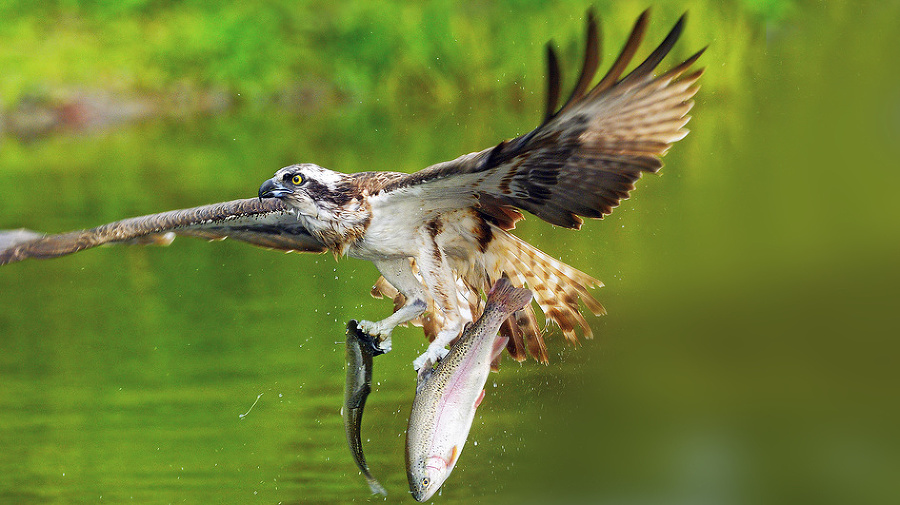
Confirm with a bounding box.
[421,477,430,487]
[291,174,303,185]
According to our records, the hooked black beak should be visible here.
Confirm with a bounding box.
[258,179,294,200]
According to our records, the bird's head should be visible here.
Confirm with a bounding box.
[258,163,350,219]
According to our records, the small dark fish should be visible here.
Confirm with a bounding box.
[343,319,388,496]
[406,278,533,502]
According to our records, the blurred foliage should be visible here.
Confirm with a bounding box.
[0,0,787,115]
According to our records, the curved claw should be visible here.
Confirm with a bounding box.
[355,319,392,355]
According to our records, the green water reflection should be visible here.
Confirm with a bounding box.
[2,2,900,504]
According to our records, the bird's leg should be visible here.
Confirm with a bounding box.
[410,234,463,371]
[358,258,428,353]
[413,325,461,371]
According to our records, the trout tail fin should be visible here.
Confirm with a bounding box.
[485,277,533,318]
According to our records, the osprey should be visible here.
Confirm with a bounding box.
[0,11,703,370]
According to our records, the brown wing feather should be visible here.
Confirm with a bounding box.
[0,198,326,265]
[382,10,704,229]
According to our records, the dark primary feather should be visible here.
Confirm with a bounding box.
[543,44,561,124]
[385,9,704,230]
[0,198,325,265]
[590,10,650,97]
[559,8,601,117]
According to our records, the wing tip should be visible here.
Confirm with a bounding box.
[0,229,47,265]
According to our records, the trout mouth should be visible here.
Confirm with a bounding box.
[412,449,460,501]
[409,457,449,502]
[411,469,442,502]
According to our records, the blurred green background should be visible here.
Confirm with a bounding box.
[1,0,899,503]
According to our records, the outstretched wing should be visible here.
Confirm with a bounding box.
[0,198,326,265]
[383,9,705,229]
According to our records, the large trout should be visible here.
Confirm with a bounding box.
[406,278,532,501]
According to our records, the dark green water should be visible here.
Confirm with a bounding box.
[2,3,899,504]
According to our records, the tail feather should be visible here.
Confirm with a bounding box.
[500,315,528,363]
[518,305,547,363]
[486,227,604,361]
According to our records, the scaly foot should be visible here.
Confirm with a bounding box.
[347,320,390,356]
[412,342,450,371]
[357,319,392,354]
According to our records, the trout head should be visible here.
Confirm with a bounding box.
[407,446,459,502]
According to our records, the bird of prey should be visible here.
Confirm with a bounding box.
[0,10,703,370]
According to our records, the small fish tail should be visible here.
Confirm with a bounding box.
[485,277,533,317]
[366,476,388,496]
